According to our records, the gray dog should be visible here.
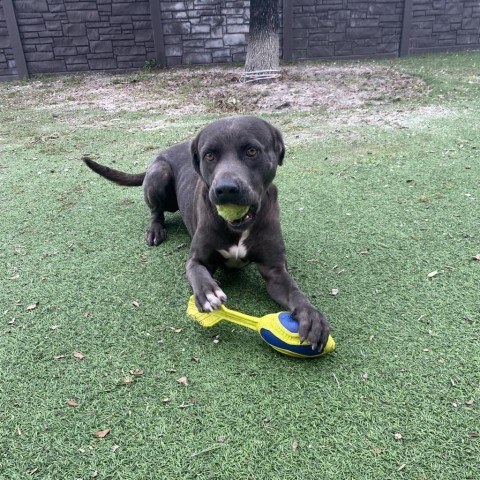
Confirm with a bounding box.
[84,116,330,351]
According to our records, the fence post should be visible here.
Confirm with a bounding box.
[149,0,166,67]
[399,0,413,57]
[3,0,28,79]
[282,0,293,61]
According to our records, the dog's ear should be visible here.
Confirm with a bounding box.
[190,136,201,175]
[269,124,285,166]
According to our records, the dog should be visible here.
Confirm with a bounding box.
[83,116,330,351]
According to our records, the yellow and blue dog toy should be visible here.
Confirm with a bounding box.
[187,296,335,358]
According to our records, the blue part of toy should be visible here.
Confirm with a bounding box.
[259,328,324,357]
[278,312,299,333]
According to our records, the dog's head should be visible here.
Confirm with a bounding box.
[190,116,285,230]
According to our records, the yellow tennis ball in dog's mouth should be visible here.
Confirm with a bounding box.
[216,204,250,222]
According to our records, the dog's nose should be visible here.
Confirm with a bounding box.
[214,179,240,203]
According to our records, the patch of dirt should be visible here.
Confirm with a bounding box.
[205,65,426,114]
[2,63,428,116]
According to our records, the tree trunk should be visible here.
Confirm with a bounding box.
[244,0,280,74]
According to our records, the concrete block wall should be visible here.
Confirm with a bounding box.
[0,2,16,77]
[1,0,479,80]
[409,0,480,53]
[291,0,404,59]
[13,0,155,75]
[160,0,251,66]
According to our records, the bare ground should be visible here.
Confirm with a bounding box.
[2,63,428,116]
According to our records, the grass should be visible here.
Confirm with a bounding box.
[1,51,479,479]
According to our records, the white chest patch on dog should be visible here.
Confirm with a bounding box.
[218,230,250,268]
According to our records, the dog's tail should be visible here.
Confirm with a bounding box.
[83,157,145,187]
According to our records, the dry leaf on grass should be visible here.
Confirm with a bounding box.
[292,439,299,451]
[427,271,439,278]
[177,376,189,386]
[132,300,140,308]
[73,351,85,360]
[330,288,339,296]
[394,433,403,440]
[373,447,382,455]
[66,400,78,407]
[26,302,39,311]
[120,375,135,385]
[93,429,110,438]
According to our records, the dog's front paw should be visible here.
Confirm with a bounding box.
[194,285,227,313]
[293,305,331,352]
[145,222,166,246]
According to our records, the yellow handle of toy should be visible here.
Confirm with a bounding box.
[210,305,260,331]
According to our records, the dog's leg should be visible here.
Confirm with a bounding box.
[257,264,330,351]
[143,159,176,246]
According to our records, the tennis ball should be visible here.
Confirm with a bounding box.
[216,204,250,221]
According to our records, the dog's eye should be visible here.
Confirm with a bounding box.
[204,152,215,162]
[246,148,257,158]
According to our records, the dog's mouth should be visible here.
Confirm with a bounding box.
[226,206,256,230]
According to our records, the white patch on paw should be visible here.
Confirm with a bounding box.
[202,302,214,313]
[202,289,227,312]
[214,289,227,303]
[206,293,221,309]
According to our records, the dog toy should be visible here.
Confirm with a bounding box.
[187,296,335,358]
[216,204,250,221]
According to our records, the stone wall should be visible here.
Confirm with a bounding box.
[0,1,15,77]
[13,0,155,75]
[1,0,480,81]
[409,0,480,53]
[160,0,250,66]
[291,0,404,59]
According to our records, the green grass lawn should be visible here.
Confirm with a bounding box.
[1,52,479,479]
